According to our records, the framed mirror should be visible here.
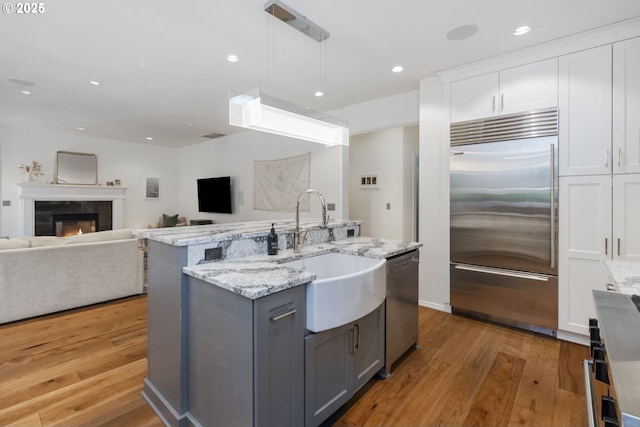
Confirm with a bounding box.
[55,151,98,185]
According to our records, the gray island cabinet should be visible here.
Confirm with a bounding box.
[304,303,385,427]
[187,276,305,427]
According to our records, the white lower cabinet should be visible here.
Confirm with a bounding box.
[559,173,640,336]
[613,174,640,261]
[559,175,611,336]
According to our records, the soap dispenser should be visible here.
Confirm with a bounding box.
[267,223,278,255]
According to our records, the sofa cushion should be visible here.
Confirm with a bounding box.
[29,228,135,247]
[71,228,134,243]
[0,237,31,250]
[162,213,179,227]
[29,236,74,247]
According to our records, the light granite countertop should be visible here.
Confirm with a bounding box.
[604,259,640,295]
[183,237,422,299]
[135,218,362,246]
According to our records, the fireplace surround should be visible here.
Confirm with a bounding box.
[17,183,126,236]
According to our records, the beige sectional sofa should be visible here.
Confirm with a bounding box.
[0,228,144,324]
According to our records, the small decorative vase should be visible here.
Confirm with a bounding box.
[24,173,34,182]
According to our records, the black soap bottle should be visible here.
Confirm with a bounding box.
[267,223,278,255]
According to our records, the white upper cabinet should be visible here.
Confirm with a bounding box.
[450,73,499,122]
[499,58,559,115]
[612,174,640,262]
[558,45,613,176]
[450,58,558,123]
[613,37,640,174]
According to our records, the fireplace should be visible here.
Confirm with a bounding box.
[53,213,99,237]
[34,200,112,236]
[17,183,126,237]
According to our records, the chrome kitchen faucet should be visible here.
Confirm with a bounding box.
[294,189,328,253]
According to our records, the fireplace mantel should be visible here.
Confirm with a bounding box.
[17,183,126,236]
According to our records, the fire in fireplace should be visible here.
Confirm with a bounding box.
[52,213,99,237]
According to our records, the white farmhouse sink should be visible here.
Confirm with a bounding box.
[283,252,386,332]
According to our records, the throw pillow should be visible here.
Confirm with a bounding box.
[162,214,179,227]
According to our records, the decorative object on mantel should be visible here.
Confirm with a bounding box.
[254,152,310,211]
[55,151,98,185]
[20,160,43,182]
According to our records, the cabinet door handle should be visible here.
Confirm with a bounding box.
[605,149,609,169]
[605,238,608,255]
[617,238,621,256]
[349,328,356,354]
[354,324,360,349]
[618,148,622,167]
[270,309,296,321]
[491,95,496,113]
[500,93,504,112]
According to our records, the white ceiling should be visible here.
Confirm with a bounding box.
[1,0,639,147]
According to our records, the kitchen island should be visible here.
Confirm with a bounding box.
[139,220,421,427]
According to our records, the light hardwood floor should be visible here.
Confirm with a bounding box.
[0,295,588,427]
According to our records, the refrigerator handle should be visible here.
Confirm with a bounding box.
[550,144,556,269]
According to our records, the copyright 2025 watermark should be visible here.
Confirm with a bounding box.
[2,2,45,13]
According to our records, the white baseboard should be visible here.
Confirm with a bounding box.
[557,329,589,346]
[419,300,452,313]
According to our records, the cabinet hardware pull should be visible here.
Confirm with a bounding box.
[617,238,621,256]
[491,95,496,113]
[605,238,608,255]
[618,148,622,167]
[349,328,356,353]
[605,149,609,169]
[270,309,296,321]
[354,324,360,349]
[500,93,504,112]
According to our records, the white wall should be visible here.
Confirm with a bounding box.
[418,76,450,312]
[0,126,180,237]
[175,130,348,224]
[334,90,419,136]
[348,126,418,241]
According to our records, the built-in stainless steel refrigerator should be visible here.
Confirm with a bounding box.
[449,108,559,336]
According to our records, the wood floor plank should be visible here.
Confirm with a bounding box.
[557,339,590,394]
[507,335,560,427]
[462,351,526,427]
[552,388,588,427]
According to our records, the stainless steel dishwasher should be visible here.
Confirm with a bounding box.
[382,250,419,377]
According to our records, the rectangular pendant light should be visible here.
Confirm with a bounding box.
[229,87,349,146]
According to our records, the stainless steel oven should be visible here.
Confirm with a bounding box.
[585,291,640,427]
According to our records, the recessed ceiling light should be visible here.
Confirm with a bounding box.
[186,123,194,127]
[226,55,239,63]
[392,65,404,73]
[77,127,87,131]
[146,137,153,140]
[21,90,31,95]
[513,26,531,36]
[89,80,101,86]
[314,91,324,97]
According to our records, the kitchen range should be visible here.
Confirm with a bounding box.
[449,107,559,335]
[584,261,640,427]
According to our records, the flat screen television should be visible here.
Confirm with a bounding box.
[197,176,232,213]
